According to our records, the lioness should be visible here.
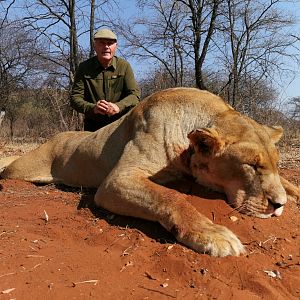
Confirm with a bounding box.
[1,88,299,257]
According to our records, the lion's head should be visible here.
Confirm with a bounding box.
[187,110,286,218]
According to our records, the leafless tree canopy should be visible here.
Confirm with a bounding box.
[289,96,300,121]
[0,0,118,137]
[0,0,299,141]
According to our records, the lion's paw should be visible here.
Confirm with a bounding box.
[178,223,245,257]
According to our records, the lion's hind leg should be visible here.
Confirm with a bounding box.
[0,156,21,174]
[94,168,245,257]
[1,146,55,184]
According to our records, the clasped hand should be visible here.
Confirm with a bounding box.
[94,100,120,116]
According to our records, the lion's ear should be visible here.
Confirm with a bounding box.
[188,128,225,156]
[263,125,283,144]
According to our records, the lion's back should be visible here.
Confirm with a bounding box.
[128,88,231,134]
[135,88,230,116]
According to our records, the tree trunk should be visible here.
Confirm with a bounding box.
[89,0,95,58]
[69,0,79,87]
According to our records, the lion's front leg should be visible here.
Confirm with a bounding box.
[280,176,300,203]
[169,212,245,256]
[94,170,245,257]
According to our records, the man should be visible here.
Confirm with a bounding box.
[70,28,141,131]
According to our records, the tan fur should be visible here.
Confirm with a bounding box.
[0,156,20,173]
[1,88,299,257]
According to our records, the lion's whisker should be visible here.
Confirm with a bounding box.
[226,203,247,216]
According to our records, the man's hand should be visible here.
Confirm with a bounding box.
[93,100,120,116]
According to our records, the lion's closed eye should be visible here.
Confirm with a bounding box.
[249,164,263,171]
[245,163,268,175]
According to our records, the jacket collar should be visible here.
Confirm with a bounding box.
[95,56,117,71]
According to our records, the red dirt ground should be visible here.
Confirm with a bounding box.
[0,167,299,300]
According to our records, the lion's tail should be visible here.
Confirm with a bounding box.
[0,156,20,175]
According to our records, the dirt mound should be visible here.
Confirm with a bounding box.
[0,168,299,299]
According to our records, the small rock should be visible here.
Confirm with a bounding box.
[275,261,286,267]
[229,216,238,222]
[167,245,174,250]
[264,270,282,279]
[1,288,16,294]
[200,268,208,275]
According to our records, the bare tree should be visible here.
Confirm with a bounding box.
[89,0,96,58]
[0,20,46,137]
[215,0,298,111]
[0,0,16,27]
[12,0,116,130]
[119,0,297,117]
[20,0,115,86]
[177,0,220,89]
[69,0,79,83]
[118,0,220,89]
[22,0,81,87]
[289,96,300,121]
[1,0,299,139]
[117,0,184,86]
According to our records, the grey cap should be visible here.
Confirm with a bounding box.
[94,28,117,40]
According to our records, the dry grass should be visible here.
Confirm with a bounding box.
[0,142,39,159]
[279,140,300,169]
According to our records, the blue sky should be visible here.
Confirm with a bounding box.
[283,70,300,99]
[279,1,300,100]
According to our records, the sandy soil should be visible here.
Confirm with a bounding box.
[0,145,299,300]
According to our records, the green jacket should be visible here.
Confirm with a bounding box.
[70,56,140,129]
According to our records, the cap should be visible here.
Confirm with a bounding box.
[94,28,117,40]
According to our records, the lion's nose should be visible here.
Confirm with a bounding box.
[267,199,285,217]
[266,190,287,206]
[272,202,283,210]
[272,203,284,217]
[267,197,285,210]
[266,190,287,217]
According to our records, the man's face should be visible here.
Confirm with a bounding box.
[94,39,117,64]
